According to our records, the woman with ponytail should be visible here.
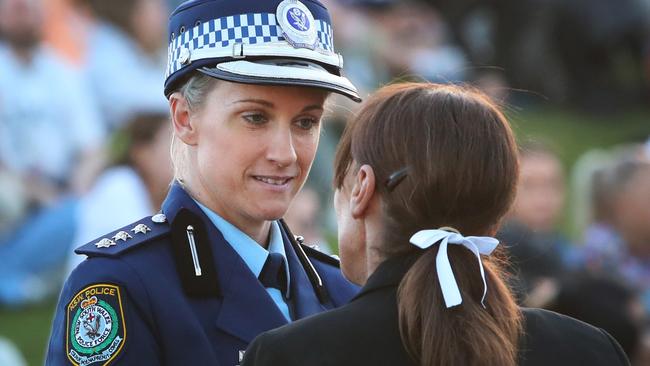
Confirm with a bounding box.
[242,83,629,366]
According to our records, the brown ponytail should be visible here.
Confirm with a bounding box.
[334,83,523,366]
[398,247,521,366]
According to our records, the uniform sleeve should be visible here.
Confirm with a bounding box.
[45,257,160,366]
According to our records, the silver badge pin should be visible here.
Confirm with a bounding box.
[95,238,117,248]
[112,231,132,242]
[151,213,167,223]
[186,225,202,277]
[131,224,151,235]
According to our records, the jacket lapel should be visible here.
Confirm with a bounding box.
[162,183,288,343]
[281,229,329,319]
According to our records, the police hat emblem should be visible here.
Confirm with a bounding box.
[164,0,360,102]
[276,0,317,50]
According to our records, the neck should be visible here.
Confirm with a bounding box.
[181,177,272,247]
[362,220,388,285]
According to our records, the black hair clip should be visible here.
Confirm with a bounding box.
[385,167,409,192]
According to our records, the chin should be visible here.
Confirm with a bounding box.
[255,202,291,221]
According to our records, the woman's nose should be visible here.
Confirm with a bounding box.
[266,126,298,167]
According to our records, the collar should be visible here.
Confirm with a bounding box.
[194,198,291,297]
[351,252,421,302]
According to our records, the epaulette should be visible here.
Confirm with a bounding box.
[75,214,170,258]
[301,243,341,268]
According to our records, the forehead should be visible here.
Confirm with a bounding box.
[205,80,329,105]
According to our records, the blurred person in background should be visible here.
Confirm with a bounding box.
[0,0,104,305]
[497,142,574,306]
[65,112,173,276]
[0,0,104,199]
[582,152,650,313]
[0,112,171,307]
[81,0,169,130]
[375,1,467,83]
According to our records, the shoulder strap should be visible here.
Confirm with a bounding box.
[75,214,171,258]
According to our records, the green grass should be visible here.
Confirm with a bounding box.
[0,107,647,366]
[0,300,56,365]
[510,107,649,167]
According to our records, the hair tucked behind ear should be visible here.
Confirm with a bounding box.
[169,72,219,181]
[334,83,522,366]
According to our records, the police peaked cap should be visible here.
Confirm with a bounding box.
[164,0,361,101]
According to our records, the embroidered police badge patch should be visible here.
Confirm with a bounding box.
[66,284,126,366]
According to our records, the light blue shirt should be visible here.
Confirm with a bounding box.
[195,200,292,321]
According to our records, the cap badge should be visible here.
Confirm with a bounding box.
[276,0,318,50]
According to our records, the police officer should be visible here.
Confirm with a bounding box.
[45,0,360,365]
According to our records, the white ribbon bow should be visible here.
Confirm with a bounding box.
[409,229,500,308]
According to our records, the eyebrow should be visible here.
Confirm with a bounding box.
[230,99,324,112]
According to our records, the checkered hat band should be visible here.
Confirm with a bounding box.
[166,13,334,78]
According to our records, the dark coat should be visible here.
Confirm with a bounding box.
[46,183,358,366]
[242,254,630,366]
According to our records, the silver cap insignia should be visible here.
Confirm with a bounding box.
[276,0,318,50]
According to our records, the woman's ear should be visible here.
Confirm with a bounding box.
[169,92,198,146]
[350,164,377,219]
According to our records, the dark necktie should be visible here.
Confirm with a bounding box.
[258,252,288,295]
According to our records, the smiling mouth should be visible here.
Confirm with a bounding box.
[253,176,293,186]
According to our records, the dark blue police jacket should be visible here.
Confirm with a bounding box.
[46,183,358,366]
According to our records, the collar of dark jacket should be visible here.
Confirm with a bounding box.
[351,251,422,301]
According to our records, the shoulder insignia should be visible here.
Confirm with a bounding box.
[66,283,126,366]
[75,215,170,258]
[301,244,341,268]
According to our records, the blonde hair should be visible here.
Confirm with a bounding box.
[170,73,219,180]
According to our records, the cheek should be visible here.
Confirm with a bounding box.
[295,133,320,171]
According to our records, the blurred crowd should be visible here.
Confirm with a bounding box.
[0,0,649,364]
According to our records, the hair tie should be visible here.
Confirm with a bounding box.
[409,228,499,308]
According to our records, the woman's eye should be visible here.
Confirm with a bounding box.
[243,113,267,125]
[295,117,318,130]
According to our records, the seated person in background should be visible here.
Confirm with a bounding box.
[0,0,104,306]
[242,82,629,366]
[497,142,573,306]
[582,153,650,313]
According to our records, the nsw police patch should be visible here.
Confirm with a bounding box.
[66,284,126,366]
